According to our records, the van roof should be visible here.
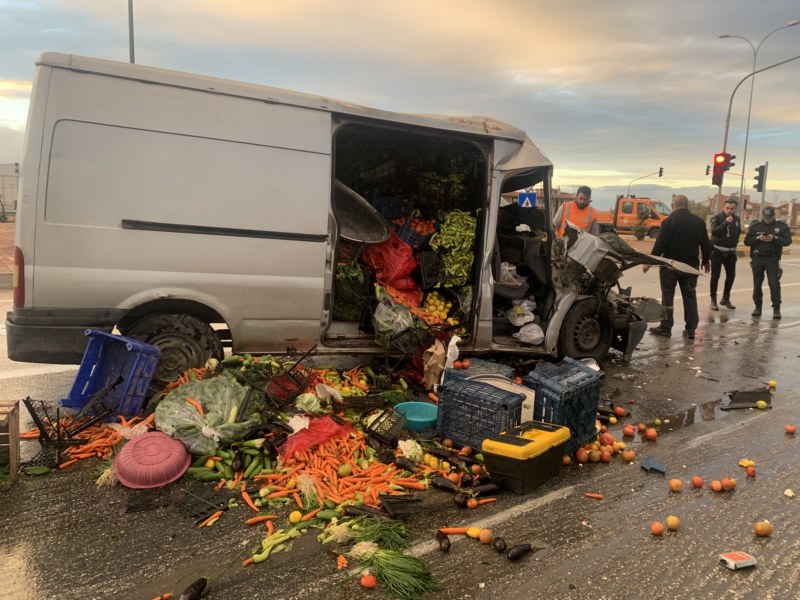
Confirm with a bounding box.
[37,52,537,145]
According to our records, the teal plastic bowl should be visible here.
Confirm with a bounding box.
[394,401,438,432]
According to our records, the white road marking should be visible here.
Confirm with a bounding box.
[408,485,575,557]
[0,365,78,380]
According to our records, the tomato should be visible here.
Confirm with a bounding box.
[360,574,378,589]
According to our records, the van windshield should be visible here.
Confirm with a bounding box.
[652,201,670,216]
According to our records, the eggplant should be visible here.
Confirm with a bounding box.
[453,492,471,508]
[460,473,474,488]
[507,544,532,562]
[365,435,383,451]
[429,448,460,462]
[596,414,611,425]
[231,450,245,473]
[492,537,507,553]
[471,483,501,497]
[430,476,459,493]
[435,530,451,552]
[596,406,614,416]
[179,577,208,600]
[394,456,419,473]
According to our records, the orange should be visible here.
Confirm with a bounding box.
[665,515,681,531]
[650,521,665,536]
[691,476,704,489]
[645,428,658,441]
[709,480,723,492]
[668,479,683,493]
[754,521,774,537]
[786,424,796,435]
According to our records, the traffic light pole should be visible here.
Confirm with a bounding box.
[718,53,800,210]
[759,161,768,219]
[627,169,662,196]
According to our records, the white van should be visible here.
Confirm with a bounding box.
[7,53,691,389]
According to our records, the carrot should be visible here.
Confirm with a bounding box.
[337,554,349,570]
[19,431,41,439]
[245,515,277,526]
[584,492,604,500]
[198,510,223,528]
[240,481,247,493]
[396,480,427,491]
[292,492,303,508]
[265,520,274,536]
[242,491,259,512]
[301,507,322,522]
[59,459,78,469]
[476,498,497,505]
[185,397,204,417]
[214,479,227,491]
[242,558,253,568]
[267,489,292,499]
[427,391,439,403]
[438,527,469,535]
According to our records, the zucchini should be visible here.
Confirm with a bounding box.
[24,466,52,476]
[315,510,340,521]
[197,471,225,481]
[190,455,210,468]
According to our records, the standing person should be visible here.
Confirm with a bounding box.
[709,198,742,311]
[645,195,710,340]
[744,206,792,319]
[553,185,599,238]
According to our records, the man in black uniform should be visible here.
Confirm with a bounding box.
[744,206,792,319]
[709,198,741,311]
[645,195,711,340]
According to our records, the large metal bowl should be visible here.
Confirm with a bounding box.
[332,180,392,243]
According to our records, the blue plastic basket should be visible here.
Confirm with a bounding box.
[394,402,438,432]
[60,330,161,419]
[436,379,524,448]
[522,357,603,453]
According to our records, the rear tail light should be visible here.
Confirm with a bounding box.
[12,246,24,308]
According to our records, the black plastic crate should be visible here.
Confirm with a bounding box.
[373,196,412,221]
[389,328,435,356]
[522,357,603,454]
[436,379,525,448]
[364,409,407,445]
[418,251,442,290]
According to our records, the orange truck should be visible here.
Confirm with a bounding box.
[597,196,670,238]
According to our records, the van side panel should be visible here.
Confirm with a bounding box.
[33,67,332,352]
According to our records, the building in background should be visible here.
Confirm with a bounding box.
[0,163,20,220]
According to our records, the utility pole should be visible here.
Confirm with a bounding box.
[128,0,135,64]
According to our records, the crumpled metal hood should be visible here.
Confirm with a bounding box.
[565,229,703,276]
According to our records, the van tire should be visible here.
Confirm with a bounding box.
[648,228,659,239]
[557,298,613,360]
[125,313,223,394]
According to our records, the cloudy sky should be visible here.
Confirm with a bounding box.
[2,1,799,207]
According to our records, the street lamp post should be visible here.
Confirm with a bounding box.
[128,0,135,64]
[719,20,799,200]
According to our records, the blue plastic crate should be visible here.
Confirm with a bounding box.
[522,357,603,453]
[436,379,525,448]
[443,357,515,384]
[60,330,161,419]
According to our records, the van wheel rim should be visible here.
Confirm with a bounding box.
[148,335,206,387]
[572,315,602,352]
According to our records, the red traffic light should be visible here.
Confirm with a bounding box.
[714,153,727,164]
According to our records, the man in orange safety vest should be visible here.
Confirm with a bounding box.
[553,185,599,238]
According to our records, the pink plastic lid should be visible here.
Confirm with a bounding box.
[114,431,191,489]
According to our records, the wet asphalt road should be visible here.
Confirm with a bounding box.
[1,259,799,600]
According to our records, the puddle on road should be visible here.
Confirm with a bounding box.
[655,399,731,434]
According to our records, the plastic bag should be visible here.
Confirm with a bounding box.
[105,422,149,440]
[362,231,417,289]
[499,262,526,286]
[278,415,353,459]
[513,322,545,345]
[154,376,258,455]
[506,305,535,327]
[372,291,415,349]
[513,298,537,312]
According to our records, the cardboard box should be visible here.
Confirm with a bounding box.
[1,400,20,490]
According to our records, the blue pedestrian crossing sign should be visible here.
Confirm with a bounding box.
[518,192,537,207]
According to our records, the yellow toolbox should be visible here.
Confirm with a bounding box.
[481,420,570,494]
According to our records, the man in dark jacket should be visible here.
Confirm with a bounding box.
[709,198,741,311]
[744,206,792,319]
[645,195,710,340]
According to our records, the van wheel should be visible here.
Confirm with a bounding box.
[648,228,659,239]
[125,313,223,394]
[558,299,613,359]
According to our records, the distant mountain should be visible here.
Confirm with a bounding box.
[583,184,799,212]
